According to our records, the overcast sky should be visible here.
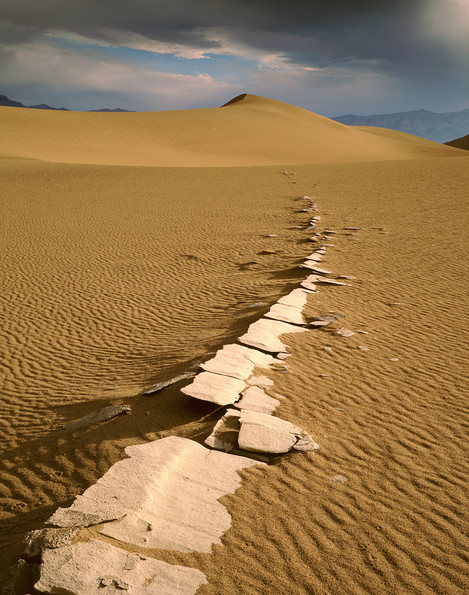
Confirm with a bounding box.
[1,0,468,115]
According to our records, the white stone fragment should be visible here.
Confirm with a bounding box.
[180,371,246,405]
[300,260,324,271]
[201,344,277,380]
[47,437,260,553]
[277,288,308,309]
[238,318,306,353]
[204,409,241,452]
[265,303,304,325]
[247,375,274,388]
[238,410,320,454]
[316,278,347,286]
[205,409,319,455]
[237,386,281,414]
[34,539,207,595]
[307,265,333,275]
[143,372,196,395]
[23,528,79,559]
[336,328,355,337]
[63,405,131,430]
[300,279,318,292]
[304,253,323,262]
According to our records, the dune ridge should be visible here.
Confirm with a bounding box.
[0,94,463,167]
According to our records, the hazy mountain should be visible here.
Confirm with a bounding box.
[445,133,469,151]
[332,108,469,143]
[0,93,130,113]
[88,108,134,112]
[0,94,25,107]
[28,103,69,111]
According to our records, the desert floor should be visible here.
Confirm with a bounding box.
[0,95,468,593]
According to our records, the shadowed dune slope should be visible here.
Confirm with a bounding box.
[0,94,463,166]
[446,133,469,150]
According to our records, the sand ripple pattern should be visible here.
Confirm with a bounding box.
[1,157,468,595]
[193,158,468,594]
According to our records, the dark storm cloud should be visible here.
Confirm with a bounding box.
[0,0,425,63]
[1,0,467,113]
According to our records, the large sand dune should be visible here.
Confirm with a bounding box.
[0,93,459,166]
[0,95,468,593]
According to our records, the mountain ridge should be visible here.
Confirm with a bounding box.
[332,108,469,143]
[0,94,131,113]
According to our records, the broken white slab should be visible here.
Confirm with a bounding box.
[265,303,304,325]
[143,371,196,395]
[336,328,355,337]
[238,410,320,454]
[239,318,306,353]
[47,436,260,553]
[34,539,207,595]
[63,405,131,430]
[317,278,348,286]
[247,375,274,388]
[301,275,319,292]
[304,253,323,262]
[204,409,241,452]
[237,386,281,415]
[300,260,328,272]
[205,409,319,455]
[306,265,332,275]
[23,527,79,558]
[180,371,246,405]
[277,288,308,309]
[200,343,278,381]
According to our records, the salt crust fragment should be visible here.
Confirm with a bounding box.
[47,436,261,553]
[35,539,207,595]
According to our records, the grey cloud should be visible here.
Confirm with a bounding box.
[2,0,462,77]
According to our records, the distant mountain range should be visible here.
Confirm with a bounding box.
[0,94,133,113]
[332,108,469,143]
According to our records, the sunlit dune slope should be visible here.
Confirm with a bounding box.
[0,94,463,166]
[445,132,469,151]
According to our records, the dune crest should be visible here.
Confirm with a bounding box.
[0,94,463,167]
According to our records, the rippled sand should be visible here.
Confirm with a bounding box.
[0,95,468,593]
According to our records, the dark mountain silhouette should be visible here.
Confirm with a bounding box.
[332,108,469,143]
[28,103,69,111]
[0,93,131,113]
[0,94,25,107]
[88,108,134,112]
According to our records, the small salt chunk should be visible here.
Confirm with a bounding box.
[336,328,354,337]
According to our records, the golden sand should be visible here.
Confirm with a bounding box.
[0,95,468,592]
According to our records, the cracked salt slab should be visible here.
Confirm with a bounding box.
[265,302,304,325]
[205,409,319,455]
[180,371,246,405]
[35,539,207,595]
[239,318,307,353]
[200,343,278,381]
[47,436,261,554]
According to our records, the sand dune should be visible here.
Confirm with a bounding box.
[0,94,461,167]
[0,95,468,593]
[446,132,469,151]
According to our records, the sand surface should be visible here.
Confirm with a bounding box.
[0,95,468,593]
